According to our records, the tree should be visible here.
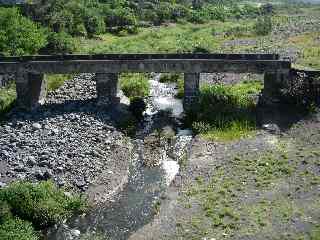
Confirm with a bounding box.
[0,7,47,56]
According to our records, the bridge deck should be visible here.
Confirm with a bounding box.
[0,54,290,75]
[0,53,280,62]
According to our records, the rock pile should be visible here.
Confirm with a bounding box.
[0,74,132,200]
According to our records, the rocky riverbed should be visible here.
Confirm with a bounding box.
[0,74,133,203]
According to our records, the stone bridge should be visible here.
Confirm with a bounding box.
[0,53,292,110]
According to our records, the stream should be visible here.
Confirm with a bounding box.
[47,73,193,240]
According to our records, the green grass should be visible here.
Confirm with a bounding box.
[0,82,16,118]
[159,73,183,83]
[177,140,320,239]
[0,181,86,229]
[45,74,74,92]
[0,218,38,240]
[120,73,150,99]
[188,81,263,142]
[77,20,254,54]
[0,74,71,119]
[287,32,320,70]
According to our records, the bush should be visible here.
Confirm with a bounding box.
[45,74,74,92]
[185,82,263,141]
[0,201,12,224]
[45,31,77,54]
[0,181,86,229]
[0,82,16,118]
[120,74,150,99]
[83,11,106,37]
[159,73,182,83]
[0,218,38,240]
[254,16,272,36]
[0,7,47,56]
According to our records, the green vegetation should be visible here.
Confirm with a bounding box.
[120,73,150,99]
[177,139,320,239]
[0,218,38,240]
[159,73,183,83]
[0,74,72,118]
[0,7,47,56]
[254,16,272,36]
[0,181,86,239]
[0,82,16,118]
[44,32,77,54]
[288,32,320,70]
[187,81,263,141]
[45,74,74,92]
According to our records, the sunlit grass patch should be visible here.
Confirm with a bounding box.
[45,74,74,92]
[120,73,150,99]
[288,32,320,70]
[199,119,256,142]
[188,81,263,142]
[0,181,86,229]
[159,73,182,83]
[77,20,255,54]
[0,82,16,118]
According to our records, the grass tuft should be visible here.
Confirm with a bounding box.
[0,218,38,240]
[120,73,150,100]
[45,74,74,92]
[187,81,263,142]
[0,82,16,118]
[0,181,86,229]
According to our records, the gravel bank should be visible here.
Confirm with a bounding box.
[0,74,133,203]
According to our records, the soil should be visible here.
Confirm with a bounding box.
[129,110,320,240]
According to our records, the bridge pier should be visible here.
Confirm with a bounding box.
[15,72,46,110]
[262,71,290,105]
[95,73,120,106]
[183,73,200,110]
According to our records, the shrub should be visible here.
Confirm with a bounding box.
[0,218,38,240]
[45,31,77,54]
[120,74,150,99]
[0,7,47,56]
[185,82,263,141]
[0,201,12,224]
[0,82,16,118]
[188,10,208,24]
[254,16,272,36]
[0,181,86,229]
[176,78,185,99]
[83,11,106,37]
[45,74,74,92]
[225,25,252,38]
[73,23,87,37]
[159,73,182,83]
[103,6,138,30]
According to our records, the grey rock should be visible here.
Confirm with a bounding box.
[14,164,27,172]
[262,123,281,134]
[34,169,45,180]
[27,156,37,166]
[44,169,54,179]
[32,123,42,130]
[75,178,86,188]
[0,182,7,188]
[56,178,66,187]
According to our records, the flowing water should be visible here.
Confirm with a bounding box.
[47,74,192,240]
